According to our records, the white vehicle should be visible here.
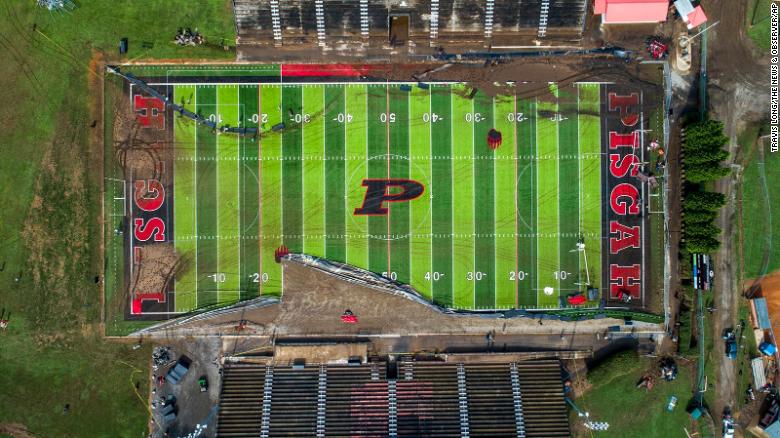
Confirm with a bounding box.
[722,419,735,438]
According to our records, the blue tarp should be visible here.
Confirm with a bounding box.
[760,342,777,356]
[754,298,772,330]
[764,421,780,438]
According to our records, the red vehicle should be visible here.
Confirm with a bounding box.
[646,36,669,59]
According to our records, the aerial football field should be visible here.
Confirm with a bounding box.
[108,64,651,318]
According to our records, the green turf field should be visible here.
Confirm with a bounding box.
[164,81,604,311]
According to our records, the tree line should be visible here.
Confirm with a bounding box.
[681,119,730,254]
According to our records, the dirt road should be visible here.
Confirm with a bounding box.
[701,0,769,419]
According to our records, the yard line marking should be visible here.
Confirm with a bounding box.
[216,85,220,305]
[302,87,306,254]
[429,86,433,301]
[258,86,263,296]
[492,95,497,310]
[237,88,242,301]
[407,88,412,288]
[556,87,561,303]
[514,93,519,308]
[532,98,538,307]
[343,85,348,262]
[194,87,199,309]
[578,85,582,291]
[386,85,391,278]
[472,93,476,308]
[640,91,646,304]
[322,85,326,257]
[450,86,455,307]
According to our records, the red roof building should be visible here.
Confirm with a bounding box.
[674,0,708,29]
[594,0,670,24]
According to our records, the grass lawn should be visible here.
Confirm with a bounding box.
[741,124,780,279]
[572,351,697,437]
[747,0,772,51]
[0,1,235,435]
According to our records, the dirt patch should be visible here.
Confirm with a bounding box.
[0,422,36,438]
[21,98,94,328]
[131,242,181,294]
[171,260,661,338]
[381,56,664,104]
[749,269,780,338]
[112,90,173,186]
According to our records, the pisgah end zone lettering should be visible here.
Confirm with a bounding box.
[606,91,644,302]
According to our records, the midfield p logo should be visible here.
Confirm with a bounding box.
[354,179,425,216]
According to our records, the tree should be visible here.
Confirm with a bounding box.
[683,191,726,211]
[683,120,728,152]
[685,234,721,253]
[683,222,721,238]
[682,209,718,224]
[683,149,730,165]
[685,165,731,183]
[682,119,730,183]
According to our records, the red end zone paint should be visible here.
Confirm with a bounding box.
[281,64,387,77]
[131,292,166,315]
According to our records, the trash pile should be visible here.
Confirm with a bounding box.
[37,0,76,12]
[175,28,204,46]
[152,346,174,371]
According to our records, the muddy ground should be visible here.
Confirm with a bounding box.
[149,260,663,340]
[701,0,770,420]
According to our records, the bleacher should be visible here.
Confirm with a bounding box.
[233,0,587,51]
[217,359,571,437]
[216,365,267,437]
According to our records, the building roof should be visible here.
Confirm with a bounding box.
[754,298,773,330]
[686,5,708,28]
[595,0,669,24]
[217,360,571,437]
[674,1,707,28]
